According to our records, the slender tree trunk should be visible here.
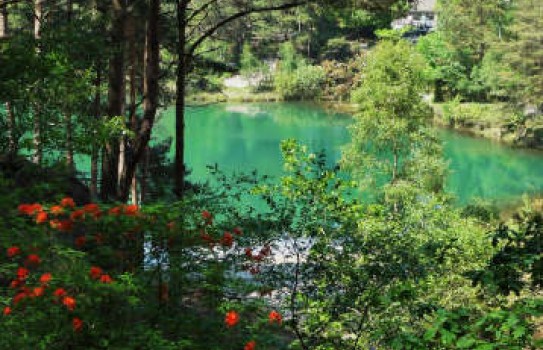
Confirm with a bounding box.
[0,2,8,38]
[117,0,160,201]
[65,113,74,171]
[32,113,42,164]
[32,0,42,165]
[140,145,149,203]
[66,0,73,21]
[101,1,126,200]
[34,0,42,39]
[175,1,188,197]
[6,102,17,156]
[128,14,138,204]
[91,67,102,200]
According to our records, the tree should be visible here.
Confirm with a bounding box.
[435,0,510,100]
[343,39,445,205]
[498,0,543,107]
[172,0,412,197]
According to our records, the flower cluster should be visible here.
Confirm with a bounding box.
[4,242,115,333]
[223,310,283,349]
[18,198,140,237]
[198,210,243,249]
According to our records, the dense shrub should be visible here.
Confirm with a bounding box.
[275,64,325,100]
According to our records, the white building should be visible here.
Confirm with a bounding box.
[392,0,437,32]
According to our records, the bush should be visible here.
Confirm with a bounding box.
[275,64,325,100]
[321,37,353,61]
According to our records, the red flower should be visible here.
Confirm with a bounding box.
[10,279,22,289]
[260,245,271,257]
[201,234,214,244]
[53,288,67,298]
[32,286,45,297]
[221,232,234,247]
[25,254,41,266]
[50,205,64,215]
[72,317,83,332]
[50,219,74,232]
[16,267,29,281]
[202,210,213,225]
[268,310,282,325]
[39,273,52,284]
[245,248,253,258]
[13,292,27,304]
[233,227,243,235]
[89,266,103,280]
[62,296,76,311]
[108,206,122,216]
[58,219,74,232]
[18,203,42,216]
[100,274,113,284]
[249,266,260,275]
[3,306,11,316]
[70,210,85,221]
[7,246,21,258]
[75,236,86,248]
[83,203,100,214]
[244,341,256,350]
[35,211,48,224]
[60,197,76,208]
[225,310,239,328]
[124,204,139,216]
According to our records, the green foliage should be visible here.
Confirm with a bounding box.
[345,40,445,200]
[275,64,326,101]
[240,43,262,77]
[320,37,352,61]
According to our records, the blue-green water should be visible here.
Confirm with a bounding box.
[152,102,543,204]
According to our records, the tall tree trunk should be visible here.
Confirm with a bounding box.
[34,0,42,39]
[6,102,17,156]
[0,1,8,38]
[140,145,149,203]
[32,0,42,165]
[101,1,126,200]
[127,14,138,204]
[174,1,188,197]
[117,0,160,202]
[65,114,74,171]
[32,110,42,164]
[91,67,102,200]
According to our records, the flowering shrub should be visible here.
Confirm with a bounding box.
[1,192,290,349]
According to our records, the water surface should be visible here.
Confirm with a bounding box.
[153,102,543,204]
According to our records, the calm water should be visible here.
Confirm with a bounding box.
[152,102,543,204]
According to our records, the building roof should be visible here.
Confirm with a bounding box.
[414,0,436,12]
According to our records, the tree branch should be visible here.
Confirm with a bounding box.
[187,0,309,56]
[186,0,221,23]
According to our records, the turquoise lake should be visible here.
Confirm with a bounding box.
[151,102,543,204]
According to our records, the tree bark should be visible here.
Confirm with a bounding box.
[174,0,188,197]
[34,0,41,39]
[90,67,102,200]
[65,113,74,172]
[128,13,138,204]
[6,102,17,155]
[101,0,126,200]
[117,0,160,202]
[0,1,8,38]
[32,0,42,165]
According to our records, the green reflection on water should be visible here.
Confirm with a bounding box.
[154,102,543,205]
[65,102,542,205]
